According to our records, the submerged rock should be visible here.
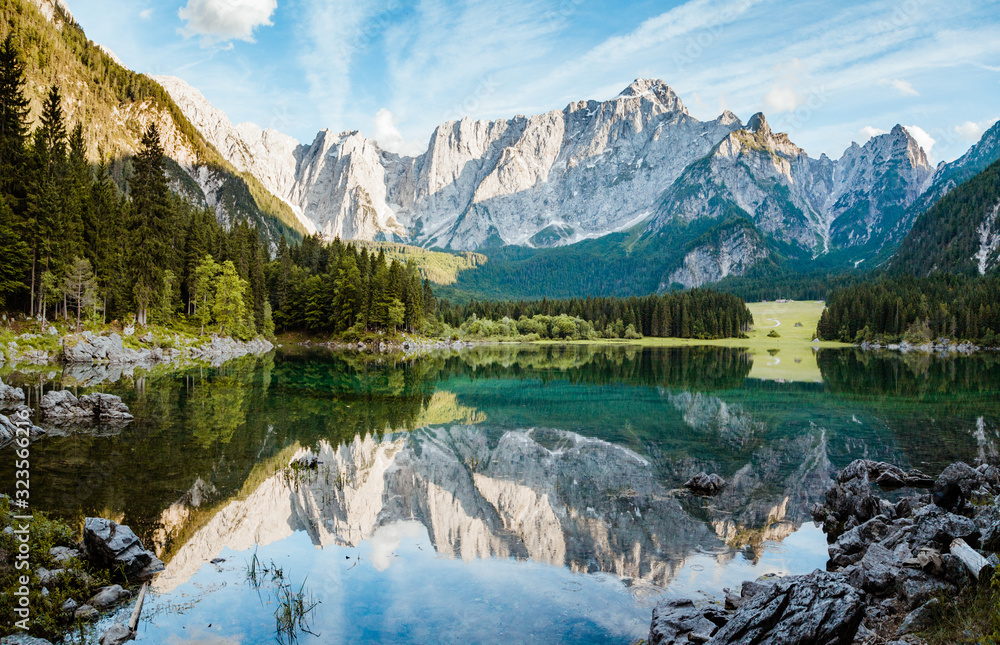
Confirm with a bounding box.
[684,472,726,495]
[82,517,164,580]
[0,636,55,645]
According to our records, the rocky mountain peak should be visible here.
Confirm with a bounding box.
[617,78,687,114]
[745,112,771,137]
[716,110,742,126]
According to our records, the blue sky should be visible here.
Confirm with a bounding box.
[64,0,1000,162]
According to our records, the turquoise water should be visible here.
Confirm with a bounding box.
[3,345,999,643]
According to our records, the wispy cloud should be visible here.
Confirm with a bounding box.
[881,78,919,96]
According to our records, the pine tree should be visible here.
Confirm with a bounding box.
[0,196,29,307]
[62,256,98,330]
[0,35,30,200]
[191,255,221,335]
[213,260,247,336]
[130,123,170,325]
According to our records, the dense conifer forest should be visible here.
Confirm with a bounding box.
[816,274,1000,344]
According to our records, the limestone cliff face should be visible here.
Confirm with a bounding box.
[649,115,934,260]
[159,76,738,250]
[160,73,961,280]
[663,221,770,289]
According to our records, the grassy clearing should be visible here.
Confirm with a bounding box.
[534,301,845,382]
[349,241,487,285]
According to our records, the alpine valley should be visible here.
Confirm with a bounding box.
[14,0,1000,301]
[157,72,1000,297]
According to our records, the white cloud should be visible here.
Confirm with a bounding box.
[859,126,888,141]
[954,118,999,141]
[763,86,802,112]
[139,8,153,19]
[880,78,919,96]
[371,108,425,156]
[904,124,935,155]
[178,0,277,45]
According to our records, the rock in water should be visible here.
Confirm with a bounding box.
[684,472,727,495]
[707,571,865,644]
[0,377,25,404]
[39,390,90,417]
[98,624,132,645]
[649,599,728,644]
[39,390,132,421]
[79,393,133,420]
[0,636,55,645]
[0,410,45,448]
[83,517,164,580]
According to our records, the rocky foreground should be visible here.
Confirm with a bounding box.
[650,460,1000,644]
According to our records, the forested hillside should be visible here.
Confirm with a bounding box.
[816,274,1000,344]
[0,0,305,244]
[890,158,1000,277]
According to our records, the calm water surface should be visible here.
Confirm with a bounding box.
[3,345,1000,644]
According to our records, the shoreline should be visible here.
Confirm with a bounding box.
[650,460,1000,644]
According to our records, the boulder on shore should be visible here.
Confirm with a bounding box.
[82,517,164,580]
[649,570,865,645]
[657,460,1000,643]
[684,472,726,495]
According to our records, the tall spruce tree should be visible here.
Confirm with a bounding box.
[0,35,30,200]
[130,123,170,325]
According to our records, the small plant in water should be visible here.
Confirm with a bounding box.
[245,549,320,643]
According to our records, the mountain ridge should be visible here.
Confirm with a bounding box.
[159,73,959,290]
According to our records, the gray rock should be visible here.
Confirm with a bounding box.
[0,635,55,645]
[60,598,78,613]
[649,599,728,644]
[0,377,25,404]
[39,390,90,418]
[83,517,164,580]
[935,462,988,500]
[49,545,81,564]
[62,332,126,364]
[813,465,882,539]
[899,569,955,609]
[39,390,132,423]
[684,472,726,495]
[35,567,65,586]
[74,604,99,621]
[859,543,900,595]
[828,516,890,566]
[0,411,45,449]
[88,584,130,609]
[707,571,865,644]
[896,597,940,635]
[98,623,132,645]
[78,393,133,420]
[976,503,1000,551]
[912,504,979,549]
